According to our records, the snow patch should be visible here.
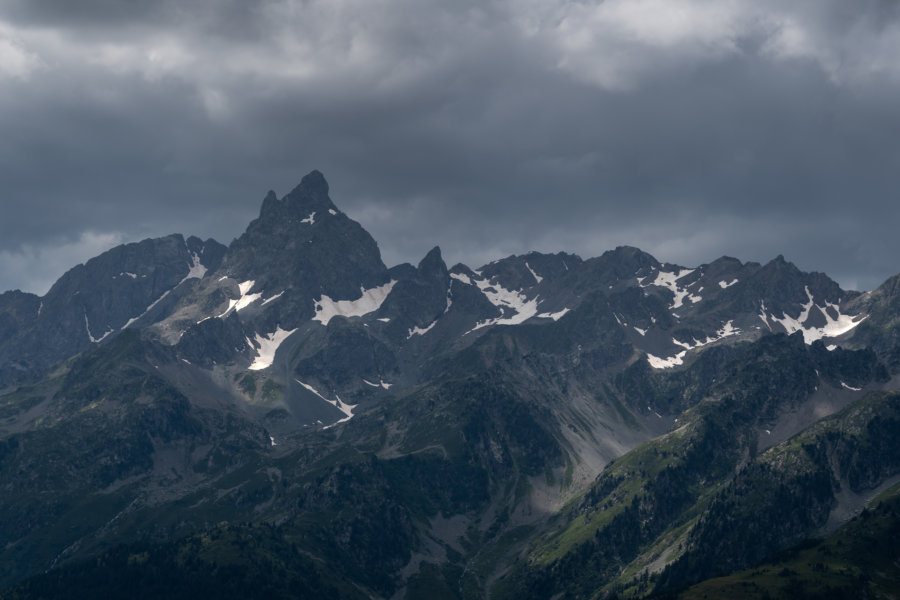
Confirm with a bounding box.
[185,252,207,280]
[719,278,738,289]
[648,321,740,369]
[407,321,436,339]
[646,351,687,369]
[261,291,284,306]
[217,280,263,317]
[841,381,862,391]
[537,308,570,321]
[763,287,867,344]
[377,317,391,323]
[120,272,138,279]
[328,209,337,216]
[295,379,357,427]
[247,326,297,370]
[84,313,113,343]
[362,378,392,390]
[525,262,543,284]
[758,301,773,330]
[450,272,472,285]
[634,326,647,336]
[641,268,699,309]
[672,320,741,351]
[123,289,174,329]
[300,211,316,225]
[123,262,209,329]
[312,280,397,326]
[467,276,539,332]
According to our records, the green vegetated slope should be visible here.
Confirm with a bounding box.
[667,482,900,600]
[655,389,900,593]
[493,334,896,600]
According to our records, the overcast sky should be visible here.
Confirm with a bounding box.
[1,0,899,294]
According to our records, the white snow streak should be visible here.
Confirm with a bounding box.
[362,378,392,390]
[124,289,174,329]
[84,313,113,343]
[634,326,647,336]
[261,291,285,306]
[718,278,738,289]
[312,281,396,326]
[537,308,571,321]
[328,209,338,216]
[450,272,472,285]
[648,321,741,369]
[672,320,741,351]
[122,256,207,329]
[295,379,357,427]
[301,211,316,225]
[407,321,436,339]
[525,262,543,284]
[841,381,862,391]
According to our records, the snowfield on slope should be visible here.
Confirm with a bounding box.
[313,280,396,326]
[758,286,867,343]
[247,326,297,370]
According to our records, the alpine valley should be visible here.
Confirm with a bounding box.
[2,171,900,599]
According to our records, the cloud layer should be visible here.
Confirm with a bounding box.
[2,0,900,293]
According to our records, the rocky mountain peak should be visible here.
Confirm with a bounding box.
[293,169,329,194]
[417,246,447,279]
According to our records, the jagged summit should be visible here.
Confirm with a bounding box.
[217,171,388,305]
[258,170,336,221]
[417,246,447,278]
[290,168,329,195]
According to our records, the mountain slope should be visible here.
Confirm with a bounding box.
[0,170,898,598]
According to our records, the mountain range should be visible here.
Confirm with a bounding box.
[1,170,899,599]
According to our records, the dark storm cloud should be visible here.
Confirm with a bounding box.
[1,0,899,294]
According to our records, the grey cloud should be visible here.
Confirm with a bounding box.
[1,0,899,294]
